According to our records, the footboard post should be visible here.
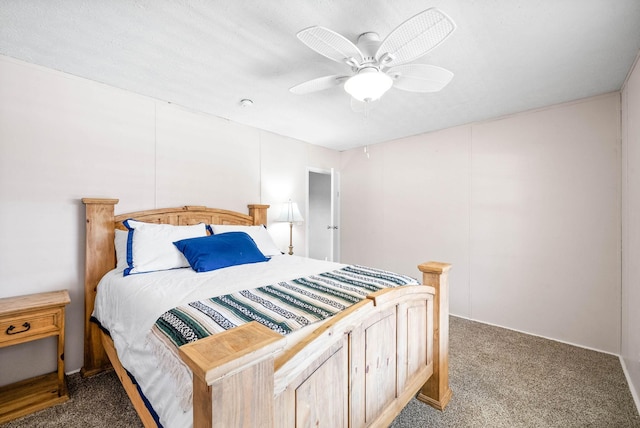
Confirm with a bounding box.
[417,261,452,410]
[179,322,284,428]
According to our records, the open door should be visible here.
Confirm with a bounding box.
[307,168,340,262]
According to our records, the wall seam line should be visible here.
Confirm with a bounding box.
[154,103,158,208]
[620,90,624,357]
[469,124,473,320]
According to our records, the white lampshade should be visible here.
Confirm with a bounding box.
[276,200,304,223]
[344,68,393,102]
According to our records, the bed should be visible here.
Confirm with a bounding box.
[81,198,452,427]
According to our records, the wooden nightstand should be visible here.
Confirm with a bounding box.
[0,290,71,424]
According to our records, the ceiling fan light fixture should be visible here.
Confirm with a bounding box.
[344,68,393,102]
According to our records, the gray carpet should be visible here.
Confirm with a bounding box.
[391,317,640,428]
[3,317,639,427]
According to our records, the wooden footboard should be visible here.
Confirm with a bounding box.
[180,286,437,428]
[278,286,435,428]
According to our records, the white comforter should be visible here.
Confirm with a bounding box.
[93,255,344,428]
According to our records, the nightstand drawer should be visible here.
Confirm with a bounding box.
[0,309,61,346]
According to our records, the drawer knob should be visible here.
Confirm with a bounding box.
[6,322,31,335]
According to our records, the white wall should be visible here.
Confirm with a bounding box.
[341,126,472,316]
[0,55,339,385]
[622,52,640,406]
[341,93,621,354]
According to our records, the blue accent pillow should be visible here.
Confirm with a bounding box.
[173,232,269,273]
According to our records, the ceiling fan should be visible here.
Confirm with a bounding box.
[290,8,456,106]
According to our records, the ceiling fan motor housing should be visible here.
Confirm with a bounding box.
[357,32,381,64]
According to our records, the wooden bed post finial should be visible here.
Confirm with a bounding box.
[417,261,452,410]
[248,204,269,226]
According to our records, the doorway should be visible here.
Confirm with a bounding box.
[307,168,340,262]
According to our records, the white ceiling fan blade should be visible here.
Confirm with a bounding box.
[297,26,364,65]
[388,64,454,92]
[375,8,455,68]
[290,75,349,94]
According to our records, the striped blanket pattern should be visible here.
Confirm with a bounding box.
[152,265,420,349]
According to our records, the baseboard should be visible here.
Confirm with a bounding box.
[620,356,640,414]
[450,314,618,356]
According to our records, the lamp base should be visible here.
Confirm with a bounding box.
[288,222,294,255]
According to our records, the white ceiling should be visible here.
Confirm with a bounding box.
[1,1,639,151]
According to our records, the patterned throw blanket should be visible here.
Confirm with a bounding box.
[153,265,419,348]
[147,264,420,410]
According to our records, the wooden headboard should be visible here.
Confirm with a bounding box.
[80,198,269,376]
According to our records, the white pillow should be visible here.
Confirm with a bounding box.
[114,229,128,271]
[210,225,282,256]
[123,220,208,276]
